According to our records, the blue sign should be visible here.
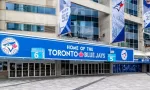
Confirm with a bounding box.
[31,48,45,59]
[108,54,116,62]
[110,48,134,62]
[112,0,125,43]
[0,32,134,62]
[143,0,150,28]
[59,0,71,35]
[134,58,150,63]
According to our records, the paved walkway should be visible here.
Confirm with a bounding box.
[0,73,150,90]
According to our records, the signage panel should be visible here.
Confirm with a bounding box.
[31,48,45,59]
[0,32,134,62]
[110,48,134,62]
[108,54,116,62]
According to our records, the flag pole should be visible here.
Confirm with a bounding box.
[57,0,60,37]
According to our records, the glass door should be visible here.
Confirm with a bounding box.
[10,63,15,77]
[16,63,22,77]
[41,63,45,76]
[46,64,50,76]
[78,64,81,75]
[35,63,40,76]
[51,63,55,76]
[85,64,89,75]
[23,63,28,77]
[74,65,78,75]
[29,63,34,76]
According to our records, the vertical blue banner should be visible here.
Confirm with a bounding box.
[112,0,125,43]
[143,0,150,28]
[59,0,71,35]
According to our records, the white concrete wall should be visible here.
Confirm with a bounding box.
[125,13,143,24]
[4,30,57,38]
[99,13,111,44]
[4,11,56,26]
[71,0,110,14]
[0,0,147,52]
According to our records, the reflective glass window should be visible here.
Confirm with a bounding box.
[7,23,45,32]
[119,20,138,50]
[125,0,138,16]
[6,2,56,15]
[70,3,99,41]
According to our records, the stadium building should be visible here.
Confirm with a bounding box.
[0,0,149,78]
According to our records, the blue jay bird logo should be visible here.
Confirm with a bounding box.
[3,42,17,52]
[121,50,127,60]
[114,1,124,11]
[1,37,19,55]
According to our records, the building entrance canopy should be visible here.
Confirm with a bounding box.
[0,32,134,62]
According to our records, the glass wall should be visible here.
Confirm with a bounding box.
[144,33,150,46]
[125,0,138,16]
[61,61,110,76]
[92,0,99,3]
[0,62,7,72]
[70,3,99,40]
[7,23,44,32]
[6,2,56,15]
[119,20,138,50]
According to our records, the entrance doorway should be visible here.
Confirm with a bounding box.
[61,61,110,76]
[146,64,150,72]
[9,62,56,78]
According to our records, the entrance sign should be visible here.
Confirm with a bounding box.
[31,48,45,59]
[0,32,134,62]
[110,48,133,62]
[108,54,116,62]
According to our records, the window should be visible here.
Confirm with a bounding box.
[7,22,55,33]
[70,3,99,41]
[118,20,138,50]
[0,62,8,71]
[7,23,45,32]
[125,0,138,16]
[6,2,56,15]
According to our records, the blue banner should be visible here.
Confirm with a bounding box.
[59,0,71,35]
[134,58,150,63]
[110,48,134,62]
[108,54,116,62]
[112,0,125,43]
[0,32,134,62]
[143,0,150,28]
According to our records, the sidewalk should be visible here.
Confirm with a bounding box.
[0,73,150,90]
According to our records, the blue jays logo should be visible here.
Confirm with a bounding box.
[121,50,127,60]
[114,1,124,11]
[1,37,19,55]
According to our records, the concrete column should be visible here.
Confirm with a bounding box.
[0,0,5,10]
[55,0,59,37]
[99,13,111,44]
[110,62,113,74]
[100,0,110,7]
[138,0,145,52]
[55,60,61,76]
[138,24,144,51]
[0,21,6,31]
[0,0,6,31]
[142,64,147,73]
